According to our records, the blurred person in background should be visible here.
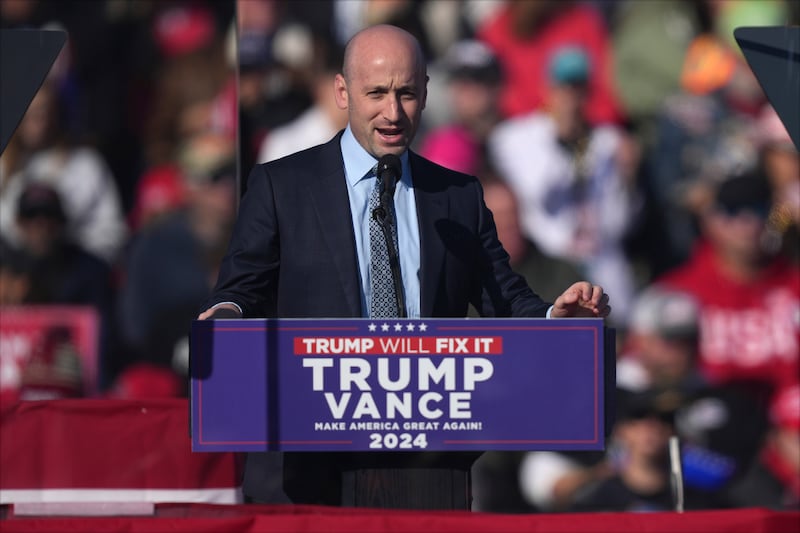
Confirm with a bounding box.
[725,384,800,510]
[563,384,761,512]
[657,173,799,402]
[478,0,623,125]
[0,81,128,265]
[566,389,677,512]
[489,46,639,327]
[237,0,316,176]
[10,182,112,313]
[118,133,236,387]
[753,105,799,264]
[257,41,348,163]
[418,39,504,178]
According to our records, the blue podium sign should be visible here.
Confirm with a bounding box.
[190,318,607,452]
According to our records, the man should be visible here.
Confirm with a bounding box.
[200,25,610,505]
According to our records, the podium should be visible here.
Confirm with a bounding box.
[190,318,614,509]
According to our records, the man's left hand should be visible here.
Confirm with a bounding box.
[551,281,611,318]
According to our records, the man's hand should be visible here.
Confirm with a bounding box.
[197,303,242,320]
[551,281,611,318]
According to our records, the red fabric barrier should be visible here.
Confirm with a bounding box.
[0,399,243,504]
[1,505,798,533]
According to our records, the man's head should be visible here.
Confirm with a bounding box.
[703,173,773,267]
[442,40,502,134]
[334,24,428,159]
[16,182,68,258]
[546,46,590,140]
[627,287,699,387]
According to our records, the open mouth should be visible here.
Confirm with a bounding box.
[376,127,404,143]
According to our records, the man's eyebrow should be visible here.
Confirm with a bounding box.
[366,82,418,92]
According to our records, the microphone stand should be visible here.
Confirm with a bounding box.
[373,180,407,318]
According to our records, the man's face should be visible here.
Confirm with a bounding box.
[334,44,427,159]
[706,206,769,263]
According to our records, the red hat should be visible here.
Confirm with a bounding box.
[130,165,186,230]
[153,4,215,58]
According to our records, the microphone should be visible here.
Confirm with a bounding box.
[376,154,401,217]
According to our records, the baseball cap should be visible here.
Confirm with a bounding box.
[17,182,66,222]
[549,46,590,85]
[713,173,772,217]
[443,40,502,84]
[629,287,699,339]
[153,4,215,58]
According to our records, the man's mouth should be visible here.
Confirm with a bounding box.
[376,127,404,142]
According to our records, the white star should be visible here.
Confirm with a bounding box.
[368,323,377,332]
[394,323,403,332]
[381,323,390,332]
[406,323,415,332]
[418,323,428,332]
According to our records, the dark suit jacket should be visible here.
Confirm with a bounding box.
[208,131,550,319]
[206,131,551,504]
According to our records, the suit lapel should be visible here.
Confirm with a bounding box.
[308,138,362,316]
[410,153,448,317]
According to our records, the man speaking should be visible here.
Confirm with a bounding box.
[199,24,611,505]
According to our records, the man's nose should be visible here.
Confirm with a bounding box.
[382,95,402,122]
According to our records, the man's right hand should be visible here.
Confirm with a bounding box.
[197,303,242,320]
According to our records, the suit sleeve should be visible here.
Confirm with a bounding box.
[205,164,279,317]
[471,179,552,318]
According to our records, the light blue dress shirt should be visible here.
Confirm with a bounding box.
[340,126,421,318]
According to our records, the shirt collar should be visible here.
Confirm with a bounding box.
[340,125,411,186]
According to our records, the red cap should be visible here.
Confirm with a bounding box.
[153,4,215,58]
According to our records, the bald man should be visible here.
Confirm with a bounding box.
[200,25,610,505]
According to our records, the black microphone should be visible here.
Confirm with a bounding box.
[376,154,401,216]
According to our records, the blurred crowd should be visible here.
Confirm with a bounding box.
[1,0,798,513]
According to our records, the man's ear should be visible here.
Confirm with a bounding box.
[421,75,429,110]
[333,74,349,110]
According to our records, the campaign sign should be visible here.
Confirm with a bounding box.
[191,318,606,452]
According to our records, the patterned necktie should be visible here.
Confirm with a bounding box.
[368,172,401,318]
